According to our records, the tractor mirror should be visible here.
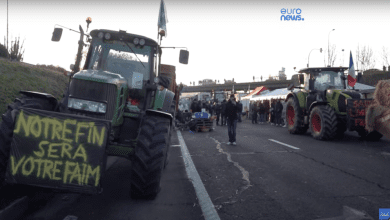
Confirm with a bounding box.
[52,28,63,42]
[70,64,75,71]
[179,50,189,64]
[298,74,304,84]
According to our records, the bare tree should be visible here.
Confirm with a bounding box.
[355,44,360,71]
[357,45,376,72]
[9,36,25,61]
[325,44,337,67]
[381,46,390,67]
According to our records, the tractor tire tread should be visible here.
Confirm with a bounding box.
[131,115,170,199]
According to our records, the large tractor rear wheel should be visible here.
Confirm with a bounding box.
[309,105,338,140]
[286,97,308,134]
[131,115,171,199]
[0,95,56,207]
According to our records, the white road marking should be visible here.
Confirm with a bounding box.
[176,131,221,220]
[210,137,252,193]
[171,145,182,147]
[268,139,300,150]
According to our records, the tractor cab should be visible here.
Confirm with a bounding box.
[298,67,348,92]
[81,29,159,111]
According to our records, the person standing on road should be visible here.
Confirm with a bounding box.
[237,100,243,123]
[211,102,215,116]
[221,100,227,126]
[190,99,198,113]
[226,94,239,145]
[249,101,253,120]
[270,99,276,126]
[251,101,258,124]
[215,101,221,125]
[275,100,283,126]
[244,105,249,119]
[259,101,266,124]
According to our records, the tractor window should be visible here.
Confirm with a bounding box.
[88,39,152,84]
[314,71,344,90]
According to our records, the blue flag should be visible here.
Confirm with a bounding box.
[158,0,168,37]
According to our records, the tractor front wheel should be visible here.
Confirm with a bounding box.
[131,115,171,199]
[286,97,308,134]
[309,105,338,140]
[0,95,56,207]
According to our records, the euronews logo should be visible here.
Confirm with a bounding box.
[280,8,304,21]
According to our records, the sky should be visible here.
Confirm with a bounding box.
[1,0,390,86]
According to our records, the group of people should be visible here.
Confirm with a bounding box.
[246,99,287,127]
[188,96,288,146]
[189,95,242,145]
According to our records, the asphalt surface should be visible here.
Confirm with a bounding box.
[14,117,390,220]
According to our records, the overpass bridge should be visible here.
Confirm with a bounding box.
[181,80,296,93]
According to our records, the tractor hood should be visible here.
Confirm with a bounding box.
[73,69,127,86]
[326,89,362,99]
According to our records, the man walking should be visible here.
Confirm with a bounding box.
[226,94,239,145]
[251,101,258,124]
[237,100,243,122]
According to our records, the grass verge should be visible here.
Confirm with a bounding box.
[0,58,69,122]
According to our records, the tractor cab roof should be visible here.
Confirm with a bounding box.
[90,29,159,47]
[298,67,349,74]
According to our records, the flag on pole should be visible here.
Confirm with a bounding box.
[348,51,357,87]
[158,0,168,37]
[232,84,235,94]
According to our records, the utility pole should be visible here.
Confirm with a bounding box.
[7,0,9,51]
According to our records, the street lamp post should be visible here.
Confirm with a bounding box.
[328,29,335,67]
[308,48,322,67]
[342,49,345,67]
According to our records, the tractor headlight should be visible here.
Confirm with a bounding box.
[104,33,111,40]
[68,98,107,113]
[139,39,145,45]
[133,38,139,45]
[154,77,159,84]
[98,32,104,39]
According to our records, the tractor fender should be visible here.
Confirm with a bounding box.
[309,101,329,113]
[145,109,173,125]
[286,93,302,111]
[153,89,175,114]
[19,91,58,109]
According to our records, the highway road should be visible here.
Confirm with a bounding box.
[11,118,390,220]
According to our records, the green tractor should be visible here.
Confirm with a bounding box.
[285,67,382,141]
[0,18,189,201]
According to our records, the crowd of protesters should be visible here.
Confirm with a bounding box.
[188,97,287,127]
[184,96,287,146]
[248,98,287,127]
